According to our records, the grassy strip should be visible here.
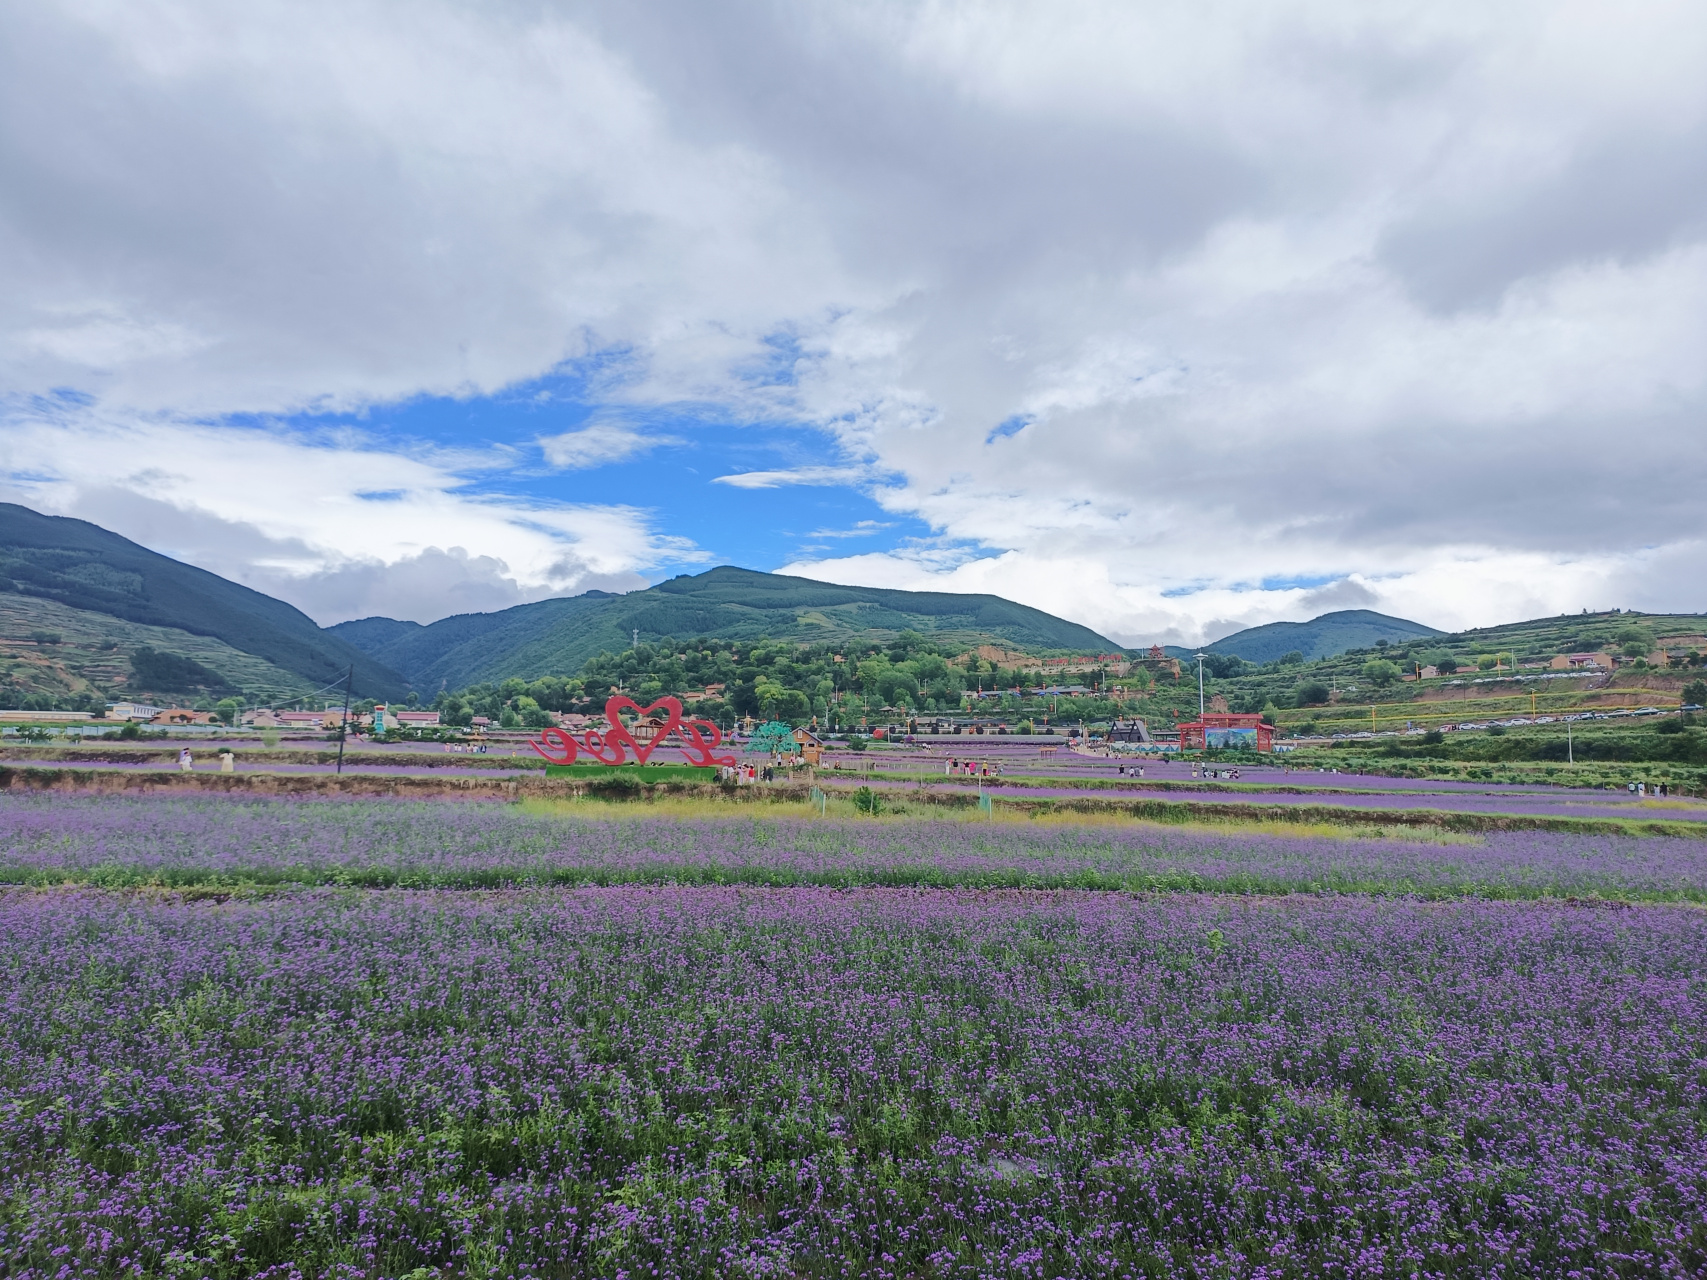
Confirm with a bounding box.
[0,746,545,769]
[6,763,1706,836]
[1,859,1696,903]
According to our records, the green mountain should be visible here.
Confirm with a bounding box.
[1203,609,1443,664]
[0,503,408,700]
[330,565,1121,690]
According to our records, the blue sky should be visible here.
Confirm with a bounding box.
[2,0,1703,643]
[291,379,936,573]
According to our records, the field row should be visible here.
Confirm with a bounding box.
[4,884,1704,1278]
[4,794,1707,900]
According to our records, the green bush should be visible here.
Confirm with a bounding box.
[1361,659,1401,688]
[1294,681,1331,707]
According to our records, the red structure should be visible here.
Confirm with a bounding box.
[529,695,735,768]
[1177,713,1274,752]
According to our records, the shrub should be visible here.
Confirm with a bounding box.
[1295,680,1331,707]
[852,786,884,816]
[1361,659,1401,688]
[1421,729,1444,746]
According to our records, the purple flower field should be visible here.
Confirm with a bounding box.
[4,794,1707,900]
[3,886,1704,1278]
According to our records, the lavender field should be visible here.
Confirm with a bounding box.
[6,794,1707,1278]
[5,794,1707,901]
[4,886,1705,1278]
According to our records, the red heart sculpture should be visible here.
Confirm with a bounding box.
[602,695,684,764]
[529,726,579,765]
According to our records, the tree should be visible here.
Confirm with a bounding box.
[1684,680,1707,708]
[213,698,240,726]
[775,689,811,724]
[1361,659,1401,688]
[1294,680,1331,707]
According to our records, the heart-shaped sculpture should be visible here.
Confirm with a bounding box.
[529,726,580,765]
[602,695,685,764]
[677,716,736,767]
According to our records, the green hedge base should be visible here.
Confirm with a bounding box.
[545,764,721,781]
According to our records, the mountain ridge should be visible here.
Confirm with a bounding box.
[331,566,1122,689]
[0,503,408,699]
[1202,609,1444,664]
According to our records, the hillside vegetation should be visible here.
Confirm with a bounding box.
[331,565,1120,689]
[0,592,320,711]
[0,503,406,699]
[1204,608,1442,663]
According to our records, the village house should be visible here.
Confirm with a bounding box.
[106,701,160,721]
[792,727,823,765]
[1548,652,1617,672]
[150,708,218,726]
[274,710,343,730]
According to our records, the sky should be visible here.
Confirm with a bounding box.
[2,0,1704,646]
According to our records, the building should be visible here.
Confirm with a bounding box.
[0,709,94,723]
[792,727,823,765]
[394,710,441,728]
[1105,719,1151,743]
[275,710,341,730]
[1177,713,1275,752]
[106,701,160,721]
[150,708,218,726]
[1549,653,1616,671]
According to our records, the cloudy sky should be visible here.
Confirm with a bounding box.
[3,0,1703,644]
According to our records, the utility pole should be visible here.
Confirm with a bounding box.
[335,664,353,774]
[1196,652,1206,718]
[1567,719,1573,764]
[633,628,639,649]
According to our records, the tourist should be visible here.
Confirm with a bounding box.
[219,750,235,774]
[178,748,193,773]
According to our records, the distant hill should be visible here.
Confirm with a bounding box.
[0,591,322,706]
[1204,609,1443,663]
[331,565,1121,690]
[0,503,408,699]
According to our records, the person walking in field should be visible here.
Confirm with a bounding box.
[219,750,235,774]
[178,748,193,772]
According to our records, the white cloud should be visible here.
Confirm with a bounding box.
[712,466,869,490]
[0,410,686,623]
[539,421,678,470]
[2,0,1705,640]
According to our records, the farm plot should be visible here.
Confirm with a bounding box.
[2,886,1705,1278]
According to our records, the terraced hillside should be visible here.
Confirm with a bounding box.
[0,594,320,707]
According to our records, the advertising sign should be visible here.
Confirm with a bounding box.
[1205,726,1258,749]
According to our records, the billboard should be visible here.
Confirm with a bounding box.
[1205,725,1258,749]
